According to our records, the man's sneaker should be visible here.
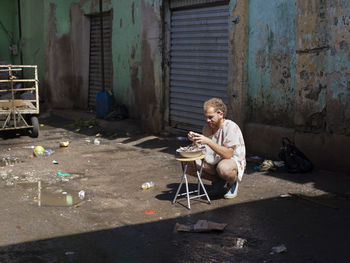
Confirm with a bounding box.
[209,179,226,197]
[224,182,239,199]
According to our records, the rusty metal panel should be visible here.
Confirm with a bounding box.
[170,0,228,9]
[169,4,229,131]
[88,12,112,109]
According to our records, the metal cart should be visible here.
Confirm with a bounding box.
[0,65,39,137]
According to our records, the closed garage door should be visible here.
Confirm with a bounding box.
[169,3,229,131]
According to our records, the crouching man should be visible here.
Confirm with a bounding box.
[187,98,246,199]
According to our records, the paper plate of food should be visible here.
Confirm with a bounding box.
[176,144,205,158]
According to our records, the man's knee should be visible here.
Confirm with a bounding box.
[216,160,238,181]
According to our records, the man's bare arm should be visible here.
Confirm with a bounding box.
[192,131,234,159]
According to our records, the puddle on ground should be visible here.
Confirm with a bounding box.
[39,190,83,207]
[35,183,85,207]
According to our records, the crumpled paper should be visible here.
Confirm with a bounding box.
[174,220,227,232]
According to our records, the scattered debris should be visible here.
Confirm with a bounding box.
[22,145,35,149]
[65,251,75,256]
[259,160,276,172]
[93,139,100,145]
[141,181,156,190]
[1,157,20,166]
[250,155,262,160]
[57,171,71,177]
[280,194,291,198]
[44,149,55,156]
[271,244,287,254]
[273,161,285,167]
[247,155,263,163]
[78,190,85,199]
[233,237,247,249]
[33,146,45,156]
[145,210,155,215]
[52,160,59,164]
[59,141,69,147]
[66,118,98,130]
[174,220,227,232]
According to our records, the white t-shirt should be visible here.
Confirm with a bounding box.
[204,119,246,181]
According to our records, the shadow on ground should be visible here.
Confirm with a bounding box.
[0,193,349,263]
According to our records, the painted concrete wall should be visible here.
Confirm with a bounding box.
[248,0,296,127]
[246,0,350,171]
[20,0,47,99]
[43,0,164,131]
[0,0,20,64]
[0,0,164,132]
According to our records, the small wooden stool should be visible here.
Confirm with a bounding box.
[173,154,211,209]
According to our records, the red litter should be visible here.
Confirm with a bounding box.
[145,210,155,215]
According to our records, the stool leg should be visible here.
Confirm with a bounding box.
[197,160,211,204]
[172,162,186,204]
[195,161,200,196]
[183,163,191,209]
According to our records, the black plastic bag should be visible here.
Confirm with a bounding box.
[279,137,313,173]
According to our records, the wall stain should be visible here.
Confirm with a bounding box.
[131,2,135,24]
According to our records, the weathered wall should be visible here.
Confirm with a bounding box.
[44,0,92,109]
[112,0,141,114]
[295,0,350,135]
[139,0,163,131]
[20,0,47,99]
[228,0,249,128]
[0,0,20,64]
[246,0,350,171]
[248,0,296,127]
[43,0,164,131]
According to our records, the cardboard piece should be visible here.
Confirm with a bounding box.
[174,220,227,232]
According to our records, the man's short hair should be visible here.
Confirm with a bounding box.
[203,98,227,116]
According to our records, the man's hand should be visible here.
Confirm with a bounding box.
[191,131,234,159]
[192,132,211,145]
[187,131,195,142]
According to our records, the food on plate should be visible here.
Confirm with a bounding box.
[176,144,205,153]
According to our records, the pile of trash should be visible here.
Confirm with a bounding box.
[248,156,284,172]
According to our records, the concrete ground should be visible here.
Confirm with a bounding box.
[0,110,349,263]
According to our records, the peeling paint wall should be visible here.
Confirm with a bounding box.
[139,0,163,131]
[248,0,296,127]
[248,0,350,134]
[44,0,91,109]
[247,0,350,171]
[294,0,350,135]
[0,0,20,64]
[2,0,164,131]
[20,0,47,99]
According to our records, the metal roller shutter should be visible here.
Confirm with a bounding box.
[169,4,229,131]
[170,0,228,9]
[88,12,112,109]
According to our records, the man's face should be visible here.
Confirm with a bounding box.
[204,106,223,128]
